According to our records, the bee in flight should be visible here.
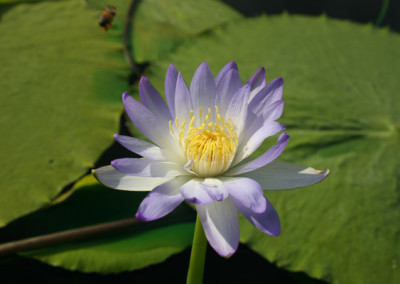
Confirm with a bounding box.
[99,6,116,31]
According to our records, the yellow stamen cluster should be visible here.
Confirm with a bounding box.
[169,106,238,177]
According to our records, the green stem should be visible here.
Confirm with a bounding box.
[186,215,207,284]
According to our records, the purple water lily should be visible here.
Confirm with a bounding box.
[94,62,329,257]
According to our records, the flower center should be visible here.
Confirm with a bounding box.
[170,106,238,177]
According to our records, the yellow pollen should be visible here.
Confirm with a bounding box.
[169,106,238,177]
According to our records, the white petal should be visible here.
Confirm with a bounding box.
[261,99,284,121]
[221,177,266,213]
[229,133,289,175]
[175,72,193,120]
[248,77,283,115]
[114,134,166,160]
[215,68,242,113]
[241,161,330,190]
[180,178,214,205]
[93,166,172,191]
[190,62,217,113]
[196,199,239,257]
[201,178,229,202]
[232,121,285,167]
[165,64,179,117]
[111,158,185,177]
[225,84,250,138]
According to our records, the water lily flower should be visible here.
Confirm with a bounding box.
[93,62,329,257]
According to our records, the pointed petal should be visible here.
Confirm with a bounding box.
[225,84,250,137]
[215,69,242,113]
[190,62,217,112]
[222,177,266,214]
[175,72,193,120]
[242,161,330,190]
[249,77,283,116]
[261,99,284,121]
[114,134,166,160]
[93,166,172,191]
[111,158,184,177]
[165,64,179,117]
[196,199,239,257]
[201,178,229,202]
[180,178,213,205]
[231,192,280,236]
[135,176,189,221]
[246,67,266,101]
[230,133,289,175]
[215,61,238,86]
[123,92,174,148]
[139,77,172,122]
[233,121,285,166]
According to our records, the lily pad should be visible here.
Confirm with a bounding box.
[0,0,128,226]
[132,0,242,63]
[137,15,400,284]
[0,174,195,273]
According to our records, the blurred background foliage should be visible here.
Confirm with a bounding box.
[0,0,399,283]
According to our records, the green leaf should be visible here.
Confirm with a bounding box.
[0,174,195,273]
[138,15,400,283]
[0,0,129,226]
[132,0,242,63]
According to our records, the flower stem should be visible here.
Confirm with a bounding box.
[0,218,140,258]
[186,215,207,284]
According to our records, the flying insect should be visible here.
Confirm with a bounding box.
[99,6,116,31]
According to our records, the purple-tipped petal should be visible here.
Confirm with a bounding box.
[139,77,172,122]
[222,177,266,214]
[242,161,330,190]
[230,133,289,175]
[225,84,250,136]
[136,176,189,221]
[246,67,266,100]
[231,192,281,236]
[201,178,229,202]
[93,166,172,191]
[215,61,238,86]
[165,64,179,117]
[261,99,284,121]
[215,69,242,112]
[111,158,184,177]
[190,62,217,113]
[174,73,193,120]
[233,121,286,166]
[196,199,239,257]
[114,134,166,160]
[123,93,175,148]
[249,77,283,116]
[180,179,214,205]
